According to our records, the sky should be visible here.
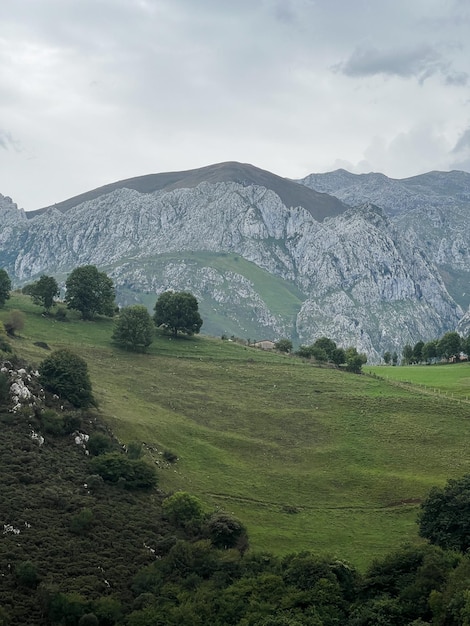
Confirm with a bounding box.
[1,0,470,211]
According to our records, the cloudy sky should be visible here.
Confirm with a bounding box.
[1,0,470,211]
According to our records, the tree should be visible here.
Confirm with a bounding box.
[65,265,115,320]
[422,340,438,364]
[418,474,470,552]
[206,512,248,550]
[412,340,425,364]
[153,291,202,337]
[0,269,11,308]
[163,491,204,526]
[29,275,59,312]
[437,331,462,361]
[345,347,367,373]
[313,337,337,361]
[112,305,154,352]
[463,334,470,358]
[39,349,95,408]
[392,351,398,366]
[274,338,293,353]
[383,351,391,365]
[402,344,413,365]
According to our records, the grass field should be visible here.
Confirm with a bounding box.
[2,294,470,570]
[365,363,470,401]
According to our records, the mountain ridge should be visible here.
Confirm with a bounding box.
[1,161,468,360]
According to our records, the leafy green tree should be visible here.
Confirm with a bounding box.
[313,337,337,361]
[163,491,204,526]
[345,347,367,373]
[65,265,115,320]
[39,349,95,408]
[331,347,346,366]
[383,351,391,365]
[274,338,293,353]
[112,305,154,352]
[153,291,202,337]
[412,340,425,364]
[0,268,11,308]
[437,331,462,361]
[402,343,414,364]
[206,512,248,550]
[418,474,470,552]
[392,351,398,366]
[29,275,59,311]
[463,334,470,358]
[311,346,328,363]
[422,340,438,363]
[296,345,313,358]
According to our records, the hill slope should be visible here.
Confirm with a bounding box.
[2,294,470,570]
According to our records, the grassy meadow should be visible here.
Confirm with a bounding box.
[2,294,470,570]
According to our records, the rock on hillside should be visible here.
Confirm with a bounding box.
[0,163,464,360]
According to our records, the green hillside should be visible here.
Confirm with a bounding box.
[2,294,470,569]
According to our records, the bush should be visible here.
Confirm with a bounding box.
[205,512,248,550]
[15,560,39,587]
[70,508,94,535]
[163,492,204,526]
[39,349,94,408]
[40,409,65,436]
[90,453,157,490]
[87,432,114,456]
[163,449,178,463]
[4,310,25,336]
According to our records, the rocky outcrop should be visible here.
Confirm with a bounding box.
[0,164,465,360]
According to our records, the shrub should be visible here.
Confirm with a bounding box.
[15,560,39,587]
[4,310,25,336]
[163,449,178,463]
[39,349,94,408]
[90,453,157,490]
[87,432,114,456]
[205,512,248,550]
[127,441,143,459]
[70,508,94,535]
[163,492,204,526]
[40,409,65,436]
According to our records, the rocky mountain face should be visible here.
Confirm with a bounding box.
[299,169,470,313]
[0,162,466,362]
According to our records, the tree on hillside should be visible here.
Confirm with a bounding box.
[437,331,462,361]
[112,305,154,352]
[345,347,367,373]
[153,291,202,337]
[463,334,470,358]
[39,349,95,408]
[418,474,470,552]
[65,265,115,320]
[29,275,59,312]
[383,351,391,365]
[313,337,337,361]
[0,268,11,308]
[274,338,293,353]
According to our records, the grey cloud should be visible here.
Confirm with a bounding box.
[452,128,470,153]
[0,131,19,151]
[334,44,466,85]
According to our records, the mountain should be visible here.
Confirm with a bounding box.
[0,163,465,361]
[299,169,470,312]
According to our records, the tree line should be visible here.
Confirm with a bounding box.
[384,331,470,366]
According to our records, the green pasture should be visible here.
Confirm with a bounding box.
[2,294,470,569]
[365,363,470,401]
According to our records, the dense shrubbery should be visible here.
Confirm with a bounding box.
[39,349,95,408]
[90,452,158,490]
